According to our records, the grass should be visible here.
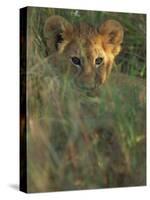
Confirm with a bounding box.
[24,7,146,192]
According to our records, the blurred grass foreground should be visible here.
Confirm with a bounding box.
[24,7,146,192]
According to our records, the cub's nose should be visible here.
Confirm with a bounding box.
[79,79,96,90]
[75,71,96,90]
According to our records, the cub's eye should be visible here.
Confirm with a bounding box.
[95,57,103,66]
[71,57,81,66]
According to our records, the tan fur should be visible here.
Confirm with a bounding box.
[44,16,124,88]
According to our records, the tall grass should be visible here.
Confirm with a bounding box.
[25,7,146,192]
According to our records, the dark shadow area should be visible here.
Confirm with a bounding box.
[9,184,19,191]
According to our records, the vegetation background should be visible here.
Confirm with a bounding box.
[25,7,146,192]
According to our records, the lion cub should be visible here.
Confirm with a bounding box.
[44,15,124,89]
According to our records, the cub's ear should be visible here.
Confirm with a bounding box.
[99,20,124,55]
[44,15,73,53]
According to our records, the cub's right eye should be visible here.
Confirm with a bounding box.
[71,57,81,66]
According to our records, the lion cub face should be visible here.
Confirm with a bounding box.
[44,16,123,89]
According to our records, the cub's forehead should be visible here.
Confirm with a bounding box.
[70,34,102,48]
[66,37,104,59]
[64,24,104,57]
[77,36,104,55]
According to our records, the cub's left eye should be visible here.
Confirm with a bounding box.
[71,57,81,66]
[95,57,103,67]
